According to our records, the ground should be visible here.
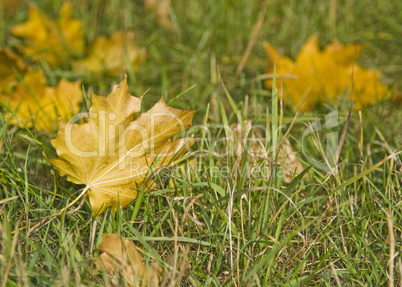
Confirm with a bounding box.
[0,0,401,286]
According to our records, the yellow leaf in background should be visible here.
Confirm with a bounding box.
[0,70,81,132]
[93,234,161,286]
[72,31,146,76]
[350,65,390,110]
[47,77,194,215]
[264,42,295,77]
[294,36,350,103]
[324,39,364,66]
[0,48,27,92]
[11,4,84,65]
[264,38,321,111]
[264,35,390,111]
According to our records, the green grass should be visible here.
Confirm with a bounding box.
[1,0,402,286]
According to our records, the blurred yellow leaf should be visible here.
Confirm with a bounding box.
[0,48,27,92]
[46,77,194,215]
[0,70,81,132]
[11,4,84,65]
[72,31,146,76]
[264,35,390,111]
[92,234,160,286]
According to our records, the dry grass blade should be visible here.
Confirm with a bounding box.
[383,208,395,287]
[1,222,19,287]
[236,1,267,75]
[335,103,353,165]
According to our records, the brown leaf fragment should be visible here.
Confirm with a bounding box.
[0,0,24,15]
[93,234,160,286]
[145,0,174,29]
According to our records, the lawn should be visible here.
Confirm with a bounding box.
[1,0,401,286]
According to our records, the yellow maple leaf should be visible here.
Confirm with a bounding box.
[0,70,82,132]
[72,31,146,76]
[0,48,27,92]
[264,35,390,111]
[93,234,161,286]
[11,3,84,65]
[46,77,195,215]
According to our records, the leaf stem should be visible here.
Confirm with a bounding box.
[26,186,90,236]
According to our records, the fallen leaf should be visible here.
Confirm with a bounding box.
[47,77,195,215]
[230,120,264,159]
[0,69,82,132]
[230,120,304,183]
[72,31,146,76]
[276,139,306,184]
[0,48,27,92]
[11,4,84,65]
[93,234,160,286]
[145,0,174,29]
[264,35,390,111]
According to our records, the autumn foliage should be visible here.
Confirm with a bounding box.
[0,70,81,132]
[1,4,146,132]
[72,31,146,76]
[11,4,84,65]
[264,35,391,111]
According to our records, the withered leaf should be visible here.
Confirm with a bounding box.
[93,234,160,286]
[230,120,304,183]
[47,77,195,215]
